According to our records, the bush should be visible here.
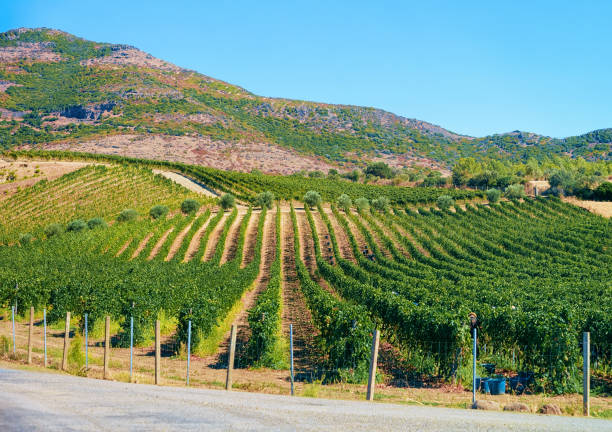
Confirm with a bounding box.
[505,184,525,200]
[68,333,85,371]
[371,196,390,212]
[219,193,235,210]
[18,233,33,245]
[594,182,612,201]
[436,195,454,210]
[343,169,360,182]
[149,205,169,219]
[337,194,352,212]
[365,162,394,179]
[355,197,370,212]
[181,199,200,214]
[486,188,502,203]
[117,209,138,222]
[255,191,275,209]
[87,217,107,229]
[44,223,64,238]
[66,219,88,232]
[303,190,322,208]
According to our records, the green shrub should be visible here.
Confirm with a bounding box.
[255,191,275,209]
[219,194,235,210]
[149,205,169,219]
[355,197,370,212]
[66,219,88,232]
[365,162,394,179]
[371,196,390,212]
[181,199,200,214]
[18,233,33,245]
[337,194,352,212]
[594,182,612,201]
[486,188,501,203]
[87,217,107,229]
[303,190,322,208]
[44,223,64,238]
[436,194,454,210]
[68,333,85,371]
[117,209,138,222]
[0,335,9,356]
[505,184,525,200]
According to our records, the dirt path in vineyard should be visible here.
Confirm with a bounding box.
[280,209,319,371]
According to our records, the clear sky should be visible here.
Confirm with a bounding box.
[2,0,611,138]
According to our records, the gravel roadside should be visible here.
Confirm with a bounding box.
[0,368,610,432]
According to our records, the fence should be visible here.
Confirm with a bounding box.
[0,307,608,416]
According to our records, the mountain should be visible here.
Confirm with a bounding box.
[0,28,610,173]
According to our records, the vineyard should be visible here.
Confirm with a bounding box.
[0,153,610,405]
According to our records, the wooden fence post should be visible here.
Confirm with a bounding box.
[225,324,237,390]
[155,320,161,385]
[366,329,380,401]
[583,332,590,416]
[62,312,70,371]
[27,306,34,364]
[104,316,110,379]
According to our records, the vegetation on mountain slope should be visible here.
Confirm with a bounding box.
[0,28,610,169]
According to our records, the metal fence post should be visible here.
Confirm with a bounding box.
[43,308,47,367]
[129,316,134,382]
[11,305,16,355]
[472,328,477,404]
[583,332,590,416]
[290,324,294,396]
[62,312,71,371]
[84,313,88,370]
[225,324,237,390]
[366,329,380,401]
[155,320,161,385]
[186,320,192,386]
[104,315,110,379]
[27,306,34,364]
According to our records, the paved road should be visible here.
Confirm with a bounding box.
[0,368,610,431]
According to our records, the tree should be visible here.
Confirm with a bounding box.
[355,197,370,212]
[452,157,479,187]
[505,184,525,200]
[117,209,138,222]
[343,169,360,182]
[219,193,236,210]
[365,162,394,179]
[181,199,200,214]
[371,196,390,212]
[486,188,502,203]
[337,194,352,212]
[594,182,612,201]
[44,223,63,238]
[255,191,275,209]
[66,219,88,232]
[149,205,169,220]
[436,195,454,210]
[303,190,322,208]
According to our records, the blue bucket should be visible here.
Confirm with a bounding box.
[489,378,506,395]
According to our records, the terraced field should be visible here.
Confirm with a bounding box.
[0,154,610,402]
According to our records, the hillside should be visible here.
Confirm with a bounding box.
[0,28,610,174]
[0,152,610,403]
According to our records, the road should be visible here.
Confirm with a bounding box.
[0,368,609,431]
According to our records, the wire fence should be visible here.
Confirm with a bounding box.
[1,309,610,400]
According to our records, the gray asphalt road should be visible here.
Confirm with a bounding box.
[0,368,610,432]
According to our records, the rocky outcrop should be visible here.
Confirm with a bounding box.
[60,103,115,120]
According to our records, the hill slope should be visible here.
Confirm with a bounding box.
[0,28,610,173]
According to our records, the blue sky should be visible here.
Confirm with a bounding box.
[3,1,611,138]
